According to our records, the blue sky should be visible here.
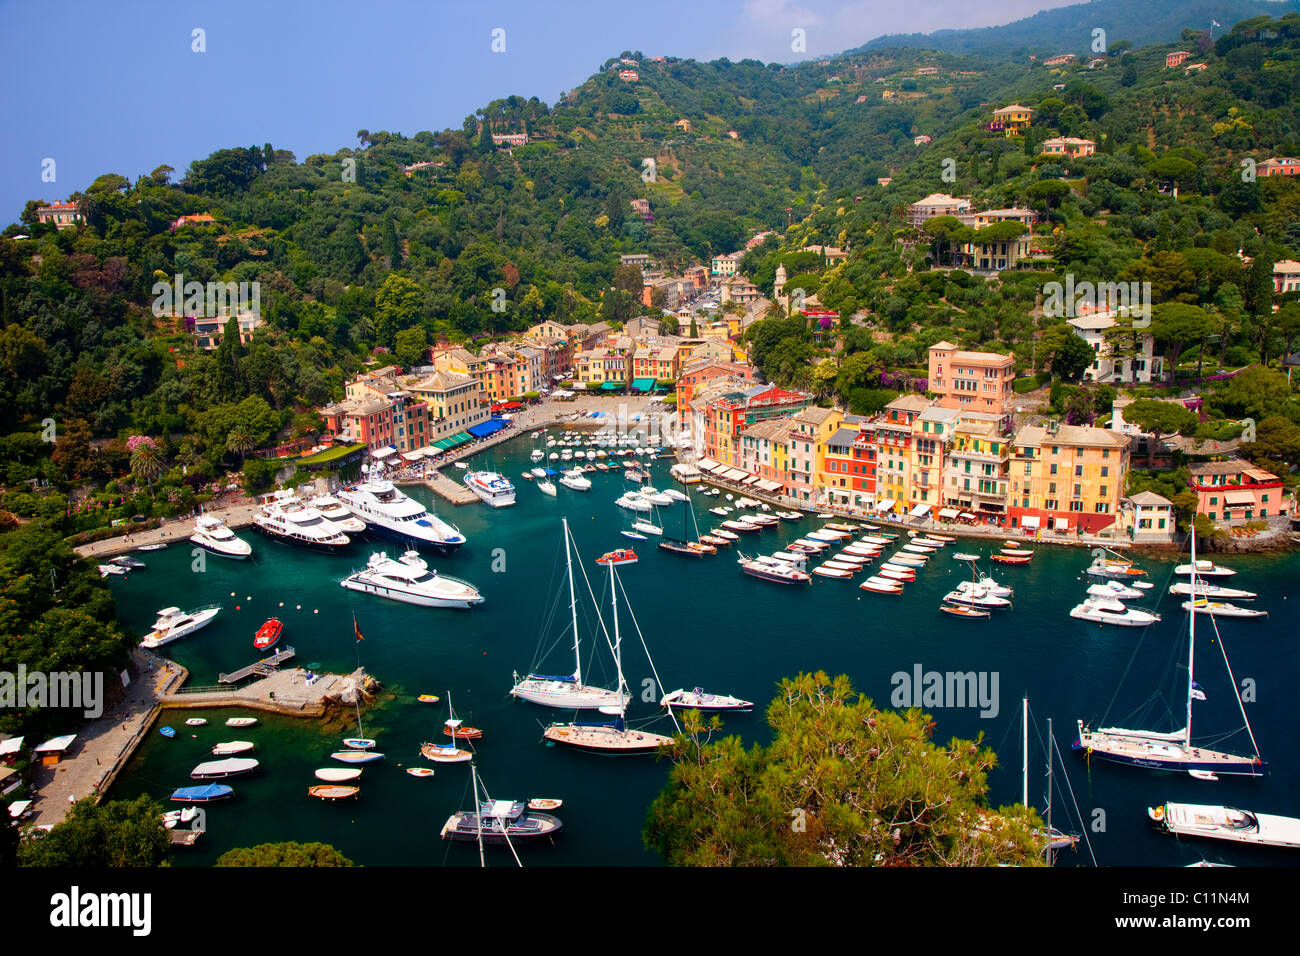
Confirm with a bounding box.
[1,0,1075,223]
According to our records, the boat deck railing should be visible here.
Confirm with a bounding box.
[218,646,296,684]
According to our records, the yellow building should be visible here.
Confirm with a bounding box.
[942,412,1011,523]
[786,406,844,502]
[907,405,960,512]
[1009,422,1130,535]
[991,104,1034,136]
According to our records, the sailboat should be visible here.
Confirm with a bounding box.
[1073,534,1265,779]
[443,691,483,740]
[510,520,631,710]
[342,693,376,750]
[542,562,675,754]
[1019,699,1080,860]
[659,493,715,556]
[420,692,474,764]
[441,762,562,850]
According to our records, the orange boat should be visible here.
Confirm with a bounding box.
[596,548,638,566]
[253,618,283,650]
[940,603,990,619]
[443,719,483,740]
[992,553,1032,565]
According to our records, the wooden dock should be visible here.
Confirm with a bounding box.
[218,645,296,684]
[411,470,479,505]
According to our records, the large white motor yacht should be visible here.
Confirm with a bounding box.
[305,492,367,534]
[252,491,351,551]
[337,480,465,553]
[189,515,252,559]
[463,471,516,507]
[140,605,221,648]
[340,552,484,608]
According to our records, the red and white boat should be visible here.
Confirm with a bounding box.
[253,617,283,651]
[992,553,1032,565]
[308,785,359,800]
[596,548,638,567]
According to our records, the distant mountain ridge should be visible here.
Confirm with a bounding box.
[861,0,1300,56]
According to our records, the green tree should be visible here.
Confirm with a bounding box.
[373,274,423,350]
[1123,398,1199,466]
[18,796,169,867]
[216,841,356,866]
[1150,303,1212,379]
[644,672,1047,867]
[393,326,428,370]
[225,427,256,465]
[128,436,165,494]
[1038,325,1093,380]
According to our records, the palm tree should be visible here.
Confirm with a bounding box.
[225,428,256,466]
[129,438,165,494]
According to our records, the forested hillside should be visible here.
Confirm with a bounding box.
[0,7,1298,530]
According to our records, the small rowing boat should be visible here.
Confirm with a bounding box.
[309,785,359,800]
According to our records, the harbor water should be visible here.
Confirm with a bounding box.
[105,432,1300,866]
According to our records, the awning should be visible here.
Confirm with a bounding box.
[401,450,423,461]
[0,737,23,756]
[1224,491,1256,506]
[8,800,31,818]
[723,468,748,481]
[1021,516,1041,529]
[600,382,624,391]
[960,511,978,520]
[876,499,896,513]
[631,377,656,392]
[910,503,932,518]
[741,474,760,485]
[34,734,76,753]
[696,458,720,472]
[372,446,397,458]
[433,438,455,450]
[758,479,783,492]
[468,419,507,438]
[1054,518,1070,530]
[938,507,959,519]
[451,432,473,444]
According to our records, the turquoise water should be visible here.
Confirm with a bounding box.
[106,433,1300,866]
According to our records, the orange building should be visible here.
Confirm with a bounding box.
[927,342,1016,414]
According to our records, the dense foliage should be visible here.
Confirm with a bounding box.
[17,796,170,867]
[644,672,1047,866]
[215,841,356,866]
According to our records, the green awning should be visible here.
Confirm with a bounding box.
[433,438,455,450]
[600,381,624,391]
[630,377,656,392]
[450,432,473,445]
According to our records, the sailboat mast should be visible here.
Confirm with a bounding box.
[1046,717,1054,842]
[472,762,485,868]
[610,563,625,721]
[1022,697,1029,807]
[1185,534,1196,751]
[564,519,581,686]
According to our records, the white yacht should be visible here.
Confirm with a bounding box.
[340,552,484,609]
[305,492,367,534]
[1149,803,1300,849]
[464,471,516,507]
[1087,580,1145,600]
[189,515,252,559]
[1180,599,1267,619]
[337,480,465,554]
[559,468,592,491]
[943,585,1011,609]
[660,688,754,712]
[1069,594,1160,627]
[1168,581,1256,600]
[615,492,652,512]
[1174,559,1236,577]
[252,491,351,551]
[140,605,221,649]
[529,449,544,462]
[637,487,672,506]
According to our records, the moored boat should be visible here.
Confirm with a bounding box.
[660,687,754,712]
[309,785,360,800]
[596,548,638,566]
[190,757,259,779]
[1180,599,1267,619]
[253,618,282,651]
[941,604,990,619]
[1148,803,1300,849]
[314,767,362,782]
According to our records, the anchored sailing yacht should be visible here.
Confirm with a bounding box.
[1074,536,1265,778]
[542,562,674,754]
[1148,802,1300,849]
[511,520,630,710]
[189,514,252,559]
[337,479,465,553]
